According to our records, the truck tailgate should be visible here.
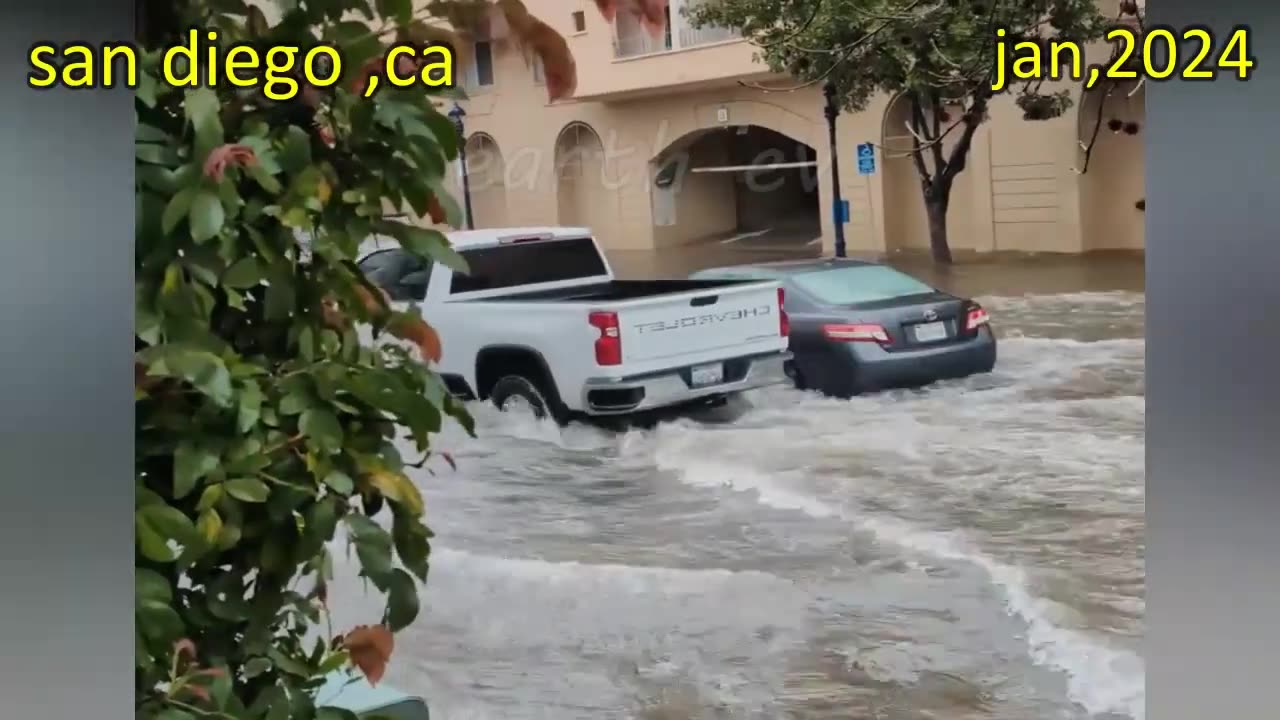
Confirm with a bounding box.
[614,282,783,363]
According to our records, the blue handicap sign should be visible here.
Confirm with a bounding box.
[856,143,876,175]
[833,199,850,225]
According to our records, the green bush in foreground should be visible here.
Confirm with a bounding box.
[134,0,665,716]
[136,3,471,719]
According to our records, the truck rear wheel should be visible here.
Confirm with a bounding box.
[489,375,568,425]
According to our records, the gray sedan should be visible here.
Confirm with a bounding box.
[691,259,996,398]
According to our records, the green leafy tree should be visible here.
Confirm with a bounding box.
[134,0,662,719]
[689,0,1110,263]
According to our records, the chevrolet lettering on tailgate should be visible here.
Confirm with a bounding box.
[633,304,773,334]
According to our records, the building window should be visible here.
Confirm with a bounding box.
[473,38,495,87]
[571,10,586,33]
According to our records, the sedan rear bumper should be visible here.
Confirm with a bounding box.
[852,330,997,392]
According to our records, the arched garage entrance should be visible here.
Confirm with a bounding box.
[1078,80,1145,251]
[880,93,980,253]
[650,125,820,247]
[464,133,508,228]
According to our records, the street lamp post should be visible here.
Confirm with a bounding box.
[447,102,475,230]
[823,82,847,258]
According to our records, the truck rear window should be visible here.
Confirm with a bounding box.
[450,237,608,294]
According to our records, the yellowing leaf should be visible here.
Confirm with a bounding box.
[197,509,224,545]
[364,468,425,516]
[317,175,333,206]
[161,262,183,297]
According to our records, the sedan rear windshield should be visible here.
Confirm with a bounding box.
[792,265,936,305]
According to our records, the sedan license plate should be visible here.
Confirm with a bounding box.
[689,363,724,387]
[913,321,948,343]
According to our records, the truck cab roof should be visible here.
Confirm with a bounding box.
[358,226,592,258]
[445,226,591,249]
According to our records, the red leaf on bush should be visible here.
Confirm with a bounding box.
[593,0,618,21]
[593,0,666,34]
[524,18,577,101]
[496,0,533,30]
[632,0,668,36]
[174,638,197,660]
[354,284,391,315]
[389,315,443,363]
[351,56,383,96]
[493,0,576,101]
[202,144,257,182]
[183,685,212,703]
[344,625,395,686]
[427,195,448,225]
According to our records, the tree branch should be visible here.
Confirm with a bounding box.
[906,94,933,187]
[776,0,936,54]
[927,89,946,169]
[1074,79,1117,174]
[940,97,987,184]
[736,0,935,98]
[749,0,826,50]
[872,107,967,160]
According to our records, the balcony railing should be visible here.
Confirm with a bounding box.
[613,0,740,59]
[677,24,739,47]
[613,28,673,58]
[614,22,739,57]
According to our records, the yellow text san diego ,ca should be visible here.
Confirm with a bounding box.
[27,29,457,100]
[991,25,1256,92]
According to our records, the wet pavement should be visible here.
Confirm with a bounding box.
[328,246,1145,720]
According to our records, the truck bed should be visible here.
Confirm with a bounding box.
[461,279,757,303]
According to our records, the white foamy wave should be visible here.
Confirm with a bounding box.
[979,290,1145,307]
[654,451,1145,720]
[854,515,1146,720]
[432,547,792,588]
[998,336,1145,350]
[444,401,621,453]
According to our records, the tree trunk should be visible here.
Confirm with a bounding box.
[924,193,953,264]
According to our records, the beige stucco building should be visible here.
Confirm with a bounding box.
[444,0,1146,257]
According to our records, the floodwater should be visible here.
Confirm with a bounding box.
[328,248,1145,720]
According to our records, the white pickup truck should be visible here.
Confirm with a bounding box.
[356,226,792,424]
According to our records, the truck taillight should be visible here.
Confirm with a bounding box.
[823,323,890,343]
[588,311,622,366]
[965,306,990,331]
[778,287,790,337]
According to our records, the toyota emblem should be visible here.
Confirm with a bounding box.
[923,308,938,321]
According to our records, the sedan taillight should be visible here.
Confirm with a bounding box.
[965,306,990,331]
[823,323,890,343]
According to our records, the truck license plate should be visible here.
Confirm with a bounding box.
[913,321,948,343]
[690,363,724,387]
